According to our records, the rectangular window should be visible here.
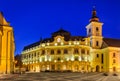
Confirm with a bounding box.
[64,49,68,54]
[87,50,89,55]
[96,41,99,46]
[113,53,115,58]
[89,29,91,33]
[97,54,99,58]
[42,50,45,55]
[51,50,54,54]
[57,50,61,54]
[96,27,99,31]
[74,49,79,54]
[34,52,36,57]
[101,54,104,64]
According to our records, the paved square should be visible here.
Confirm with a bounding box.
[1,72,120,81]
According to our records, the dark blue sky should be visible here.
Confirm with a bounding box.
[0,0,120,55]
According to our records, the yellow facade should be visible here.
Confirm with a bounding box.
[0,12,15,74]
[22,9,120,73]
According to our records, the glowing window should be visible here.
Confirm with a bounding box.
[57,38,61,42]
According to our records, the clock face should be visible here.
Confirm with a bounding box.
[57,38,61,42]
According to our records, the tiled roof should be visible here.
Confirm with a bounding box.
[23,41,41,51]
[22,36,85,51]
[103,38,120,47]
[23,37,120,51]
[22,29,120,51]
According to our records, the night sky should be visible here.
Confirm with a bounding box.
[0,0,120,55]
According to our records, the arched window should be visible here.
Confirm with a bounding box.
[57,50,61,54]
[32,54,33,58]
[51,50,54,54]
[74,49,79,54]
[64,49,68,54]
[41,50,45,55]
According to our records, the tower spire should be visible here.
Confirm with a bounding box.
[89,6,99,22]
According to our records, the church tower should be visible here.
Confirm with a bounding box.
[86,8,104,72]
[86,8,103,49]
[0,12,15,74]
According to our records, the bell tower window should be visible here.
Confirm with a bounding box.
[96,41,99,46]
[96,27,99,31]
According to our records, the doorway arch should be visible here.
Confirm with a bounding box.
[96,65,100,72]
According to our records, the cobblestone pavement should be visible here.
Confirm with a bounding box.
[1,72,120,81]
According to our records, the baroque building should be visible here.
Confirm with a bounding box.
[0,12,15,74]
[22,9,120,73]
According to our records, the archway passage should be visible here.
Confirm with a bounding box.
[51,65,55,71]
[96,65,100,72]
[75,65,79,72]
[57,64,61,71]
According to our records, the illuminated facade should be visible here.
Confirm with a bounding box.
[22,9,120,72]
[0,12,15,74]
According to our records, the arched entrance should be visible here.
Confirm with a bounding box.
[51,65,55,71]
[96,65,100,72]
[57,64,61,71]
[75,65,79,72]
